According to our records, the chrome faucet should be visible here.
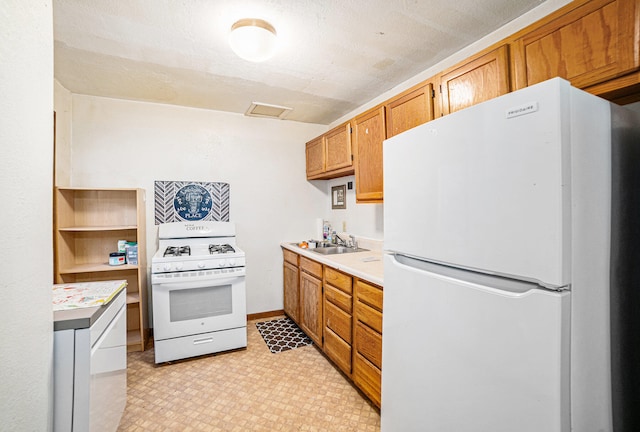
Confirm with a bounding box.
[336,233,358,249]
[335,233,349,247]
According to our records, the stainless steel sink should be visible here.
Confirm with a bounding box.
[310,245,369,255]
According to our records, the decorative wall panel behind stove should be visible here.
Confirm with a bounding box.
[154,181,230,224]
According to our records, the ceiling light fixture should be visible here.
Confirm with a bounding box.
[229,18,277,62]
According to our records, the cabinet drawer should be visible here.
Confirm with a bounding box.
[325,285,352,314]
[355,300,382,334]
[325,299,352,344]
[300,256,322,279]
[353,352,381,407]
[355,279,383,312]
[355,321,382,369]
[324,327,352,376]
[282,248,298,266]
[324,266,352,294]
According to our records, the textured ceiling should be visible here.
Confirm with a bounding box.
[53,0,547,124]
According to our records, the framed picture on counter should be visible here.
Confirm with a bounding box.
[332,185,346,209]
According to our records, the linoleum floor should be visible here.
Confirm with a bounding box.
[117,317,381,431]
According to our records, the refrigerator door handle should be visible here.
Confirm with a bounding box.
[391,253,563,296]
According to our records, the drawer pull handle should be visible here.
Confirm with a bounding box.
[193,337,213,345]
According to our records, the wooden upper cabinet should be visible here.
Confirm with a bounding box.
[353,105,386,203]
[305,136,325,178]
[440,45,511,116]
[306,121,354,180]
[511,0,640,90]
[325,122,353,172]
[385,82,435,138]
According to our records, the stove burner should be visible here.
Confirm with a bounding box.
[209,244,235,254]
[163,246,191,257]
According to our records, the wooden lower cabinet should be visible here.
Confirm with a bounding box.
[353,279,383,407]
[283,249,300,323]
[323,267,353,376]
[299,257,324,346]
[281,250,383,407]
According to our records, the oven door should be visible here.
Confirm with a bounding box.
[152,273,246,340]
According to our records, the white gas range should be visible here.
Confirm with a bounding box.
[151,221,247,363]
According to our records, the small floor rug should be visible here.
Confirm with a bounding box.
[255,317,313,354]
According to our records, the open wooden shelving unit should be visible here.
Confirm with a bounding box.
[54,187,148,352]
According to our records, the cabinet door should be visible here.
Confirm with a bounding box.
[325,122,353,172]
[386,83,435,138]
[354,105,386,203]
[440,45,510,115]
[305,136,325,179]
[512,0,640,90]
[283,261,299,324]
[299,271,323,345]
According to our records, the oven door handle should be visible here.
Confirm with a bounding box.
[153,276,243,291]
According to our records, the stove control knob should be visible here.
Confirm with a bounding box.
[198,262,205,269]
[163,263,172,271]
[229,259,236,266]
[175,262,184,270]
[218,260,226,267]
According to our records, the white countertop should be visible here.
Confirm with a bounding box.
[53,280,127,331]
[281,242,384,286]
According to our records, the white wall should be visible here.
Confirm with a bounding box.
[0,1,54,430]
[54,80,73,186]
[320,175,383,240]
[70,95,326,314]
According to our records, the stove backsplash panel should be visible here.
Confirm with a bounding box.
[154,181,230,224]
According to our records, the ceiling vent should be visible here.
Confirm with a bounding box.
[245,102,293,119]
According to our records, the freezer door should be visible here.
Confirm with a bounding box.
[383,78,584,288]
[381,254,570,432]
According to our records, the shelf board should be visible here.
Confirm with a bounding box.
[58,225,137,232]
[127,330,143,352]
[59,263,138,274]
[57,187,139,192]
[126,292,140,304]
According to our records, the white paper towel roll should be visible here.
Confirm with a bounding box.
[316,218,324,240]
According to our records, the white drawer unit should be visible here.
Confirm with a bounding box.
[54,289,127,432]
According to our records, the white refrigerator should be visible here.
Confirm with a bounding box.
[381,78,640,432]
